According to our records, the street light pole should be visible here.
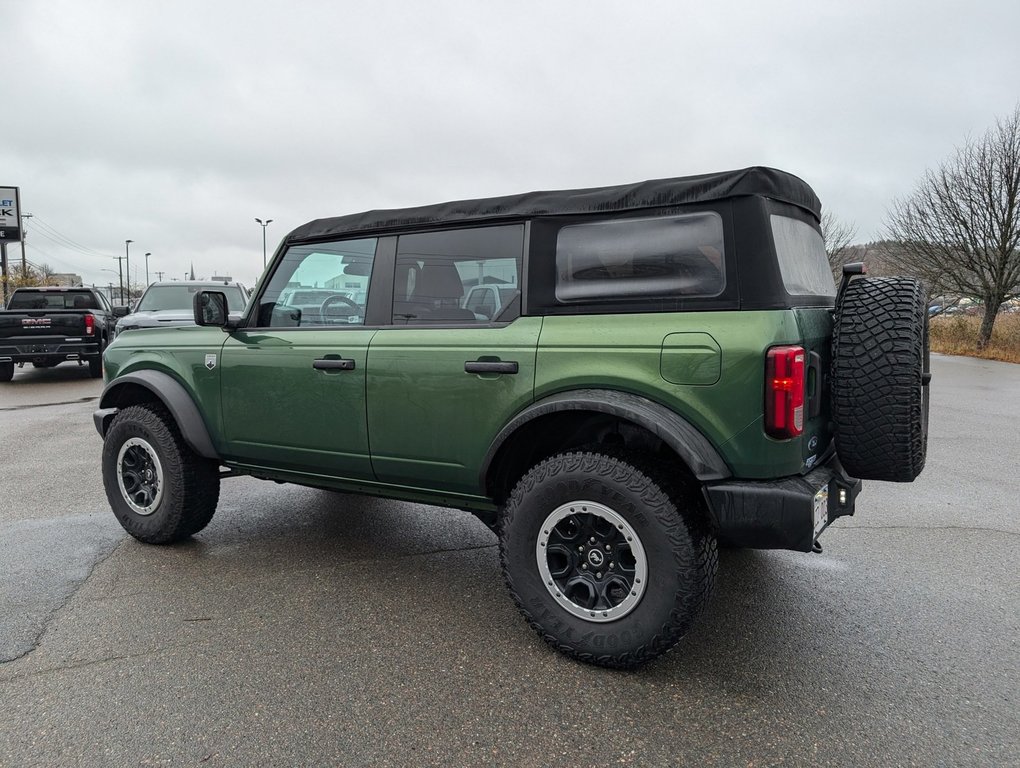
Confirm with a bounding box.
[255,218,273,268]
[125,240,134,300]
[145,252,151,285]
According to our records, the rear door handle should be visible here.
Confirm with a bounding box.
[312,357,356,371]
[464,360,518,374]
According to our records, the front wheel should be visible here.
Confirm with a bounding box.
[500,450,717,669]
[102,404,220,543]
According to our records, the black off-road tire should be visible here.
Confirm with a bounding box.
[102,404,220,544]
[499,450,717,669]
[832,276,929,482]
[0,362,13,382]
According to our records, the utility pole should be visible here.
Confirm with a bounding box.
[155,270,164,282]
[19,212,32,280]
[113,256,127,304]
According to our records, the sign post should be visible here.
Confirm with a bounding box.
[0,186,23,305]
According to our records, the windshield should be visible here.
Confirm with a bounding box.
[136,285,247,312]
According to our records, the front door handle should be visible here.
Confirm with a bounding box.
[313,357,356,371]
[465,360,518,374]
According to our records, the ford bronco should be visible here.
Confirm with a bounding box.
[94,167,929,667]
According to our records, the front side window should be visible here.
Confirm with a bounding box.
[391,225,523,324]
[770,215,836,297]
[256,238,377,327]
[555,213,725,302]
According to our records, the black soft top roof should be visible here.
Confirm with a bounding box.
[287,166,820,243]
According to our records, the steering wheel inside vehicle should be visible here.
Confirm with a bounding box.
[319,294,362,324]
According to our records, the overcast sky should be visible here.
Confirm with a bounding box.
[3,0,1018,291]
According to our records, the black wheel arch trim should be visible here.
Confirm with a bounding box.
[94,370,220,460]
[480,388,732,489]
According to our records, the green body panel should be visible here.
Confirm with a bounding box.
[365,317,543,494]
[103,308,832,496]
[535,311,818,479]
[103,326,229,445]
[219,328,376,477]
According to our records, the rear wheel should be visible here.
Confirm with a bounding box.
[0,362,13,382]
[102,404,220,543]
[500,450,717,668]
[832,276,929,481]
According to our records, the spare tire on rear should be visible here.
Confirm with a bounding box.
[832,276,929,482]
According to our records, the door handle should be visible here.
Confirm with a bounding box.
[465,360,518,374]
[312,357,356,371]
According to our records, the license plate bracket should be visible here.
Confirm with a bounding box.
[812,486,829,540]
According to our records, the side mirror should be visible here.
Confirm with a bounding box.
[194,290,231,328]
[113,305,130,317]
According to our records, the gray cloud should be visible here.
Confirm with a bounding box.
[4,0,1019,288]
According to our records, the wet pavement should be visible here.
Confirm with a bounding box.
[0,356,1017,767]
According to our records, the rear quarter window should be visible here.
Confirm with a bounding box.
[555,213,725,302]
[770,215,836,297]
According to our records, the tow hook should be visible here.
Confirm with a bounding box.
[812,540,823,554]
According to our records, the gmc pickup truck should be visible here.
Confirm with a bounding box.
[0,286,123,381]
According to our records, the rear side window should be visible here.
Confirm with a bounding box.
[770,215,836,297]
[555,213,725,302]
[391,225,523,325]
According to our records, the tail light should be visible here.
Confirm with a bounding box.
[765,345,805,439]
[84,314,95,336]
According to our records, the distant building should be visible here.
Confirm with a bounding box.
[49,273,83,287]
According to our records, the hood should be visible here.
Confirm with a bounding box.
[119,309,196,328]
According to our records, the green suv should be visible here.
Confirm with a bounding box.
[94,167,929,668]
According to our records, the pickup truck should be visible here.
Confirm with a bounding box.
[0,286,124,381]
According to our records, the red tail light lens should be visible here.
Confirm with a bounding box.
[765,345,805,439]
[84,314,95,336]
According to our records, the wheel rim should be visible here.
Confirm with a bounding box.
[116,437,164,515]
[536,501,648,623]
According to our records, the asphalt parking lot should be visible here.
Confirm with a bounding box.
[1,355,1017,767]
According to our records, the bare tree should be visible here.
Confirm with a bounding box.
[887,105,1020,349]
[821,210,857,276]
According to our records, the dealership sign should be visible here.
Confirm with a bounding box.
[0,186,22,243]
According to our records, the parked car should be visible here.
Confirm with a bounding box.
[0,286,121,380]
[114,281,249,336]
[94,167,930,668]
[462,283,520,321]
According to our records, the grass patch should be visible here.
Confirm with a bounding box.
[930,314,1020,363]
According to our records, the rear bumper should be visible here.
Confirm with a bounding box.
[704,454,861,553]
[0,340,101,364]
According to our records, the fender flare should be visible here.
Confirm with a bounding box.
[94,370,219,460]
[480,388,731,488]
